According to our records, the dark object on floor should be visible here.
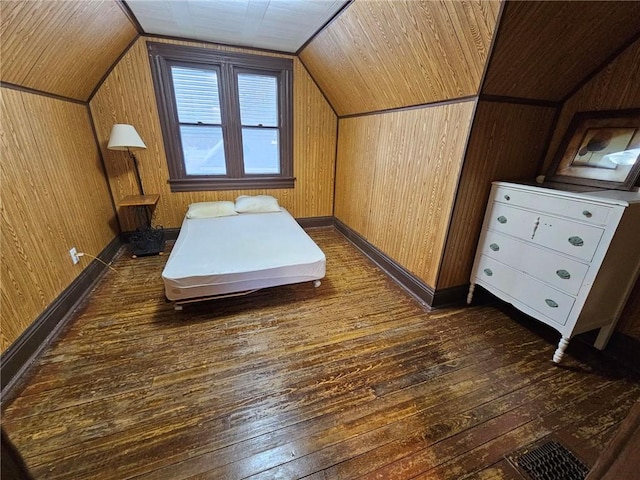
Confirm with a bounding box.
[2,427,34,480]
[130,226,165,256]
[586,400,640,480]
[509,440,588,480]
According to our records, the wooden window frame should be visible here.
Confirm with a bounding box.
[148,42,294,191]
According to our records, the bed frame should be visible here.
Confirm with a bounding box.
[162,209,326,310]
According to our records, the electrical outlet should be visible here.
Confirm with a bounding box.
[69,247,79,265]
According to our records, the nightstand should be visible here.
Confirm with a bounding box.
[118,194,165,257]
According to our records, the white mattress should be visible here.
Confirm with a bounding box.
[162,209,326,301]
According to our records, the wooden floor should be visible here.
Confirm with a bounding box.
[2,227,639,479]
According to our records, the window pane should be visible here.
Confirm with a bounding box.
[242,128,279,174]
[171,66,221,124]
[180,126,226,175]
[237,73,277,127]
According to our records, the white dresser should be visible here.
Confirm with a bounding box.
[468,181,640,363]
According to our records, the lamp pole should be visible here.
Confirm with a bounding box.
[128,148,145,196]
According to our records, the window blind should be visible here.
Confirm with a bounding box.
[171,66,222,125]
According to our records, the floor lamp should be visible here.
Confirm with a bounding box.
[107,124,147,196]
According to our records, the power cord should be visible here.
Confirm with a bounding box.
[76,252,119,274]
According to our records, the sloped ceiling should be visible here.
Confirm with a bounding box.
[125,0,347,53]
[0,0,137,101]
[2,0,639,111]
[483,0,640,102]
[299,0,501,116]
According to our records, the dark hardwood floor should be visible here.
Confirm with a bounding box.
[2,227,639,479]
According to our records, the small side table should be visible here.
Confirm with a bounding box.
[118,194,165,257]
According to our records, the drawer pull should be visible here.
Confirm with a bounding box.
[556,269,571,280]
[497,216,507,224]
[568,236,584,247]
[489,243,500,251]
[504,194,511,201]
[483,268,493,276]
[531,216,540,239]
[582,210,592,218]
[545,299,559,308]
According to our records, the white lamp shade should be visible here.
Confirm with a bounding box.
[107,124,147,150]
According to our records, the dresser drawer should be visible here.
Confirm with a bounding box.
[488,202,604,262]
[478,231,589,295]
[494,185,611,225]
[475,255,575,326]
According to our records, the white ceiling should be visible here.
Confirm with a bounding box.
[126,0,348,53]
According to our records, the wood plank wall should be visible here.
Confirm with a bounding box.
[302,0,500,292]
[90,37,337,231]
[299,0,500,116]
[618,279,640,339]
[0,0,137,101]
[482,1,640,102]
[0,88,118,352]
[437,101,557,289]
[538,37,640,342]
[334,101,475,287]
[439,2,640,301]
[3,0,638,356]
[428,3,640,344]
[434,1,640,304]
[541,37,640,175]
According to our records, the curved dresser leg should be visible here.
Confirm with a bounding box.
[467,284,475,305]
[553,337,570,363]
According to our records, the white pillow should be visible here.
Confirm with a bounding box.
[186,201,238,219]
[235,195,281,213]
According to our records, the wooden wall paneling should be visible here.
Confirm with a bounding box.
[541,37,640,175]
[616,276,640,339]
[292,58,338,217]
[299,0,500,116]
[537,37,640,341]
[0,88,118,352]
[90,37,336,231]
[437,101,557,289]
[334,119,377,237]
[90,38,174,232]
[446,0,501,83]
[335,101,475,287]
[0,1,69,89]
[0,0,138,101]
[367,105,474,286]
[483,1,640,102]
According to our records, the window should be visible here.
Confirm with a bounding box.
[148,42,294,191]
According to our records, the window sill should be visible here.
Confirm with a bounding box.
[168,176,296,192]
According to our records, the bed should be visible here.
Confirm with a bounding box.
[162,199,326,309]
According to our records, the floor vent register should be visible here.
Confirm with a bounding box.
[507,440,589,480]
